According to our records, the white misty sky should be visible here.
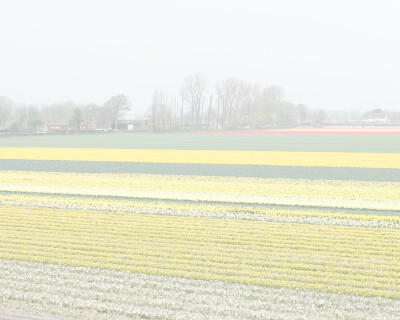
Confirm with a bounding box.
[1,0,399,113]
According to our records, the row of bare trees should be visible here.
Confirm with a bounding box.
[4,75,399,134]
[151,74,310,131]
[0,95,131,134]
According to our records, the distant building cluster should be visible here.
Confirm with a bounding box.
[0,95,152,134]
[361,108,389,124]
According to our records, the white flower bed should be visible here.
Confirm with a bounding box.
[1,259,399,320]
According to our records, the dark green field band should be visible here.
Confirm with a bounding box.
[0,133,399,153]
[1,159,399,182]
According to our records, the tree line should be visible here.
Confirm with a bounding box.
[0,95,131,133]
[151,74,400,131]
[151,74,312,131]
[2,73,400,134]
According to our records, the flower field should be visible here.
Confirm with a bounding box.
[2,147,400,168]
[0,132,399,319]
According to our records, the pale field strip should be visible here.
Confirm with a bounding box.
[276,127,400,132]
[1,147,400,168]
[2,260,400,320]
[1,193,399,229]
[1,206,399,299]
[0,309,68,320]
[1,171,400,210]
[4,184,399,210]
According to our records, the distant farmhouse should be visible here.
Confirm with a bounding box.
[117,118,152,131]
[39,115,152,133]
[362,108,389,124]
[40,124,70,133]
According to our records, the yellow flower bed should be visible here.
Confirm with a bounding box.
[1,193,399,228]
[1,171,399,210]
[1,147,400,168]
[1,205,399,299]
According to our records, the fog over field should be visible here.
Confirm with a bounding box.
[1,1,400,320]
[1,0,400,113]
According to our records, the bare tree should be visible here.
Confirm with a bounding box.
[297,104,309,125]
[181,74,207,129]
[0,96,14,132]
[71,107,83,131]
[28,106,43,133]
[151,90,176,132]
[15,105,28,131]
[180,92,184,130]
[215,78,248,129]
[262,85,285,103]
[96,105,113,130]
[17,105,42,133]
[104,94,131,130]
[254,85,286,127]
[278,101,297,127]
[82,103,99,130]
[314,108,327,124]
[215,80,228,129]
[241,83,259,127]
[41,103,68,126]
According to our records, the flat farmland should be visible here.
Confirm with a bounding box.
[1,130,400,152]
[0,130,399,319]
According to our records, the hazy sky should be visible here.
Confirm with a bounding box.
[1,0,399,113]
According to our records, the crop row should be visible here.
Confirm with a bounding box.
[1,205,399,299]
[2,259,400,320]
[1,159,400,182]
[3,170,398,201]
[3,205,399,241]
[1,193,399,229]
[1,171,399,210]
[1,147,400,168]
